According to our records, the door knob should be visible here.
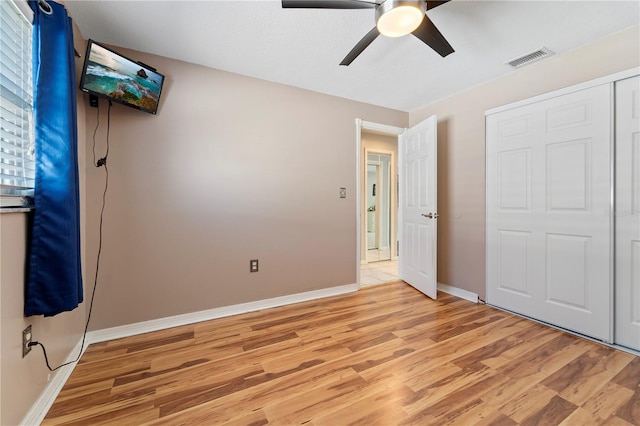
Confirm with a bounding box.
[421,213,439,219]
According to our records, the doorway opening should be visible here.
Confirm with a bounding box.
[356,120,404,287]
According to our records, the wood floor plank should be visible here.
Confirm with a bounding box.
[46,401,159,426]
[57,360,150,392]
[154,366,267,417]
[480,323,560,370]
[615,387,640,425]
[403,369,512,423]
[496,332,592,379]
[394,361,463,393]
[480,372,547,409]
[581,381,635,422]
[44,389,158,425]
[555,348,634,406]
[558,406,607,426]
[113,351,262,400]
[221,408,269,426]
[147,366,356,425]
[41,282,639,425]
[46,378,115,405]
[443,401,517,426]
[378,315,529,388]
[404,365,511,421]
[262,370,368,424]
[611,355,640,390]
[518,395,577,426]
[497,383,558,423]
[312,381,413,425]
[601,417,637,426]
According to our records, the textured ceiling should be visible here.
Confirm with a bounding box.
[65,0,640,112]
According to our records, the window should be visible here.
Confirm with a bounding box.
[0,0,34,207]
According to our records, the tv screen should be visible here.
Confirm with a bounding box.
[79,40,164,115]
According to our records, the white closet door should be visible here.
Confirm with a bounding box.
[487,84,612,341]
[615,75,640,351]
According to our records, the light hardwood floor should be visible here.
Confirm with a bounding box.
[43,282,640,425]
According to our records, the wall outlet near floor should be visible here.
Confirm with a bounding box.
[250,259,259,273]
[23,325,32,357]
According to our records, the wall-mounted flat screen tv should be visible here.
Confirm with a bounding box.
[79,40,165,115]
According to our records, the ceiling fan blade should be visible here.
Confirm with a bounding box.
[282,0,376,9]
[411,14,454,58]
[340,27,380,66]
[426,1,451,11]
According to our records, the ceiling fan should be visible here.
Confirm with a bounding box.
[281,0,455,66]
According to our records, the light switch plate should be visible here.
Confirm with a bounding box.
[339,187,347,198]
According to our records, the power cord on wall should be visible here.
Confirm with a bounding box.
[29,101,112,371]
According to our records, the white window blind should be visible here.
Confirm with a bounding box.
[0,0,34,204]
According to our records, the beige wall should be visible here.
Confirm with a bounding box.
[84,49,408,330]
[360,132,398,263]
[410,26,640,298]
[0,214,86,425]
[362,132,399,153]
[0,26,88,426]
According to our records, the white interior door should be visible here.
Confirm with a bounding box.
[615,75,640,351]
[486,84,612,341]
[399,115,438,299]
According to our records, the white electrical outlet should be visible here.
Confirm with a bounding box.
[250,259,259,273]
[23,325,32,357]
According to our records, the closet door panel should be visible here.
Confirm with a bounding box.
[487,84,612,341]
[615,75,640,351]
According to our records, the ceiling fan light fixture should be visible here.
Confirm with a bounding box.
[376,0,425,37]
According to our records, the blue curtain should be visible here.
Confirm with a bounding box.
[25,0,83,317]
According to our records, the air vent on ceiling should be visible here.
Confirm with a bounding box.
[506,47,554,69]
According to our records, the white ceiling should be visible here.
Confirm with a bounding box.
[65,0,640,112]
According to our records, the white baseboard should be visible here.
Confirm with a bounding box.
[20,338,87,426]
[437,282,478,303]
[87,283,359,344]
